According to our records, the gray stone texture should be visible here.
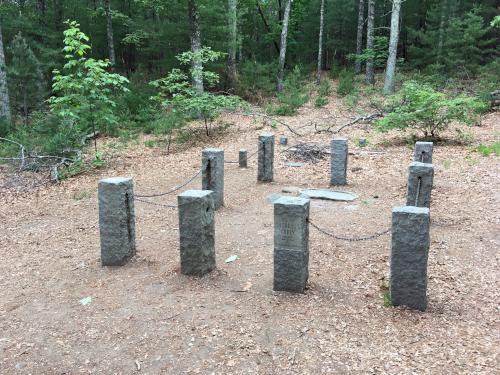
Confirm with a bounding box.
[273,197,310,293]
[258,133,274,182]
[414,141,433,164]
[98,177,136,266]
[239,149,248,168]
[279,136,288,146]
[406,162,434,208]
[390,206,430,311]
[202,148,224,209]
[178,190,216,276]
[300,189,357,202]
[330,138,348,185]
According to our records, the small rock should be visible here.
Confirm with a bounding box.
[285,162,304,167]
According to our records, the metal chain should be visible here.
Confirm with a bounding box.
[308,219,391,242]
[135,169,201,198]
[224,149,259,164]
[135,197,178,209]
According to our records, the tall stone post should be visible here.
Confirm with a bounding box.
[330,138,348,185]
[258,133,274,182]
[406,162,434,208]
[414,141,433,164]
[98,177,136,266]
[390,206,430,311]
[239,149,248,168]
[202,148,224,210]
[178,190,216,276]
[273,197,310,293]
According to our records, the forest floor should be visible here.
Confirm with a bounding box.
[0,90,499,374]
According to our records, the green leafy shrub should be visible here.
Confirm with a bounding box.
[477,142,500,157]
[329,61,342,79]
[318,80,331,97]
[267,66,309,116]
[350,36,389,70]
[238,61,277,99]
[151,47,244,136]
[337,69,356,96]
[314,96,328,107]
[376,81,487,138]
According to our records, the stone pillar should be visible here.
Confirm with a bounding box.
[406,162,434,208]
[279,136,288,146]
[239,149,248,168]
[390,206,430,311]
[330,138,348,185]
[98,177,136,266]
[202,148,224,210]
[273,197,310,293]
[414,141,433,164]
[178,190,216,276]
[258,133,274,182]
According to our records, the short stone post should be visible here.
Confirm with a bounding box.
[273,197,310,293]
[279,136,288,146]
[178,190,216,276]
[239,149,248,168]
[258,133,274,182]
[202,148,224,210]
[98,177,136,266]
[414,141,433,164]
[330,138,348,185]
[406,162,434,208]
[390,206,430,311]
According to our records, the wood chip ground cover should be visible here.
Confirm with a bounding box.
[0,103,499,374]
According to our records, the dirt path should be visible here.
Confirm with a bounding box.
[0,107,499,374]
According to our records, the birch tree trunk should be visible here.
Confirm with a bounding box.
[104,0,116,68]
[365,0,375,84]
[227,0,238,89]
[383,0,402,94]
[188,0,204,93]
[0,22,11,124]
[277,0,292,93]
[354,0,365,73]
[316,0,325,85]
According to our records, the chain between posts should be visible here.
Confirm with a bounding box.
[308,219,391,242]
[135,197,178,209]
[224,149,259,164]
[135,169,201,198]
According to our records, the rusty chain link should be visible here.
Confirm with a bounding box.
[308,219,391,242]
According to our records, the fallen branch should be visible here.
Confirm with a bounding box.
[0,137,25,171]
[240,110,304,136]
[316,112,383,134]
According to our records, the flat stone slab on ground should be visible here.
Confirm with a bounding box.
[285,162,305,167]
[300,189,357,202]
[267,193,283,203]
[282,186,302,194]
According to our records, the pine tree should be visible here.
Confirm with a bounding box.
[8,33,44,124]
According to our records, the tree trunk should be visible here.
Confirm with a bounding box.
[104,0,116,68]
[316,0,325,85]
[365,0,375,84]
[437,0,448,64]
[354,0,365,73]
[36,0,45,15]
[256,0,280,54]
[277,0,292,93]
[227,0,238,89]
[0,23,11,124]
[383,0,402,94]
[188,0,204,93]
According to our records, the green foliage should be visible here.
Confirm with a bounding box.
[7,33,44,124]
[151,47,244,136]
[376,81,487,138]
[383,291,392,307]
[48,21,130,140]
[238,61,277,100]
[314,96,328,108]
[337,69,356,97]
[314,80,331,107]
[350,36,389,69]
[329,61,342,79]
[267,66,309,116]
[477,142,500,157]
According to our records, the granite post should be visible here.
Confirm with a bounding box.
[390,206,430,311]
[98,177,136,266]
[279,136,288,146]
[178,190,216,276]
[414,142,433,164]
[239,149,248,168]
[330,138,348,185]
[273,197,310,293]
[406,162,434,208]
[202,148,224,209]
[258,133,274,182]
